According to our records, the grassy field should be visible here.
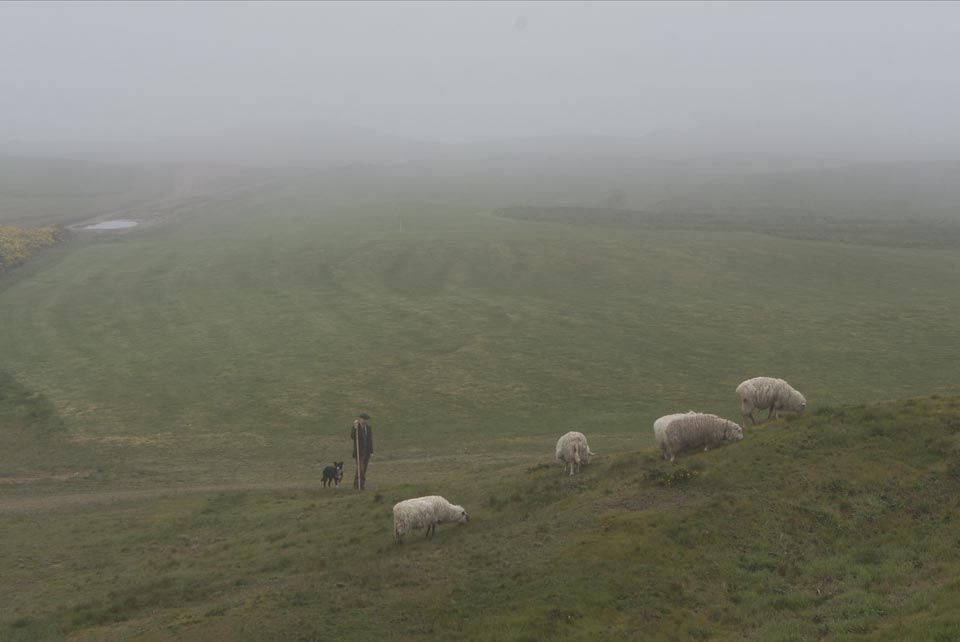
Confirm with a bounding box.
[0,157,288,227]
[2,172,960,639]
[4,398,960,641]
[499,205,960,250]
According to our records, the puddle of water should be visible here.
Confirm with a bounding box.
[83,220,140,230]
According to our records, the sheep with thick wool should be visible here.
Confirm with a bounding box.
[653,411,696,460]
[393,495,469,543]
[736,376,806,425]
[661,413,743,462]
[555,431,595,476]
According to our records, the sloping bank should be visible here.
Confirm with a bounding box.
[0,225,67,275]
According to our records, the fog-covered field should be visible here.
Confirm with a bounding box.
[2,157,960,639]
[5,1,960,639]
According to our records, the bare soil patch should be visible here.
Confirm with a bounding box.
[0,468,93,485]
[0,481,311,515]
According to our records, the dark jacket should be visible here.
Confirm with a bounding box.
[351,420,373,459]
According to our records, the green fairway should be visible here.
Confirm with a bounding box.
[2,176,960,640]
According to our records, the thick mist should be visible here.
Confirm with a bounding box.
[2,1,959,157]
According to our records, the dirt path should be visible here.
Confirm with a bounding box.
[68,173,298,234]
[0,451,545,516]
[0,481,316,515]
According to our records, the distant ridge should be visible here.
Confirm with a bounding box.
[3,122,959,169]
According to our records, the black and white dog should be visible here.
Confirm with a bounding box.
[321,461,344,488]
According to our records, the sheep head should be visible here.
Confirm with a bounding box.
[451,505,469,523]
[724,423,744,442]
[787,388,807,413]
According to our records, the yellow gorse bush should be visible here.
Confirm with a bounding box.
[0,225,65,273]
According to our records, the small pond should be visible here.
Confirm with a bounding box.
[83,220,140,230]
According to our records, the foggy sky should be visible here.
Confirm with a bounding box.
[2,1,959,145]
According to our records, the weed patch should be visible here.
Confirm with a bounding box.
[645,466,697,487]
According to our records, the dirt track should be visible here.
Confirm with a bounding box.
[0,451,542,515]
[68,172,298,234]
[0,481,316,515]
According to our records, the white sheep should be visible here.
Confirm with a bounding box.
[555,431,595,476]
[736,376,807,425]
[661,412,743,462]
[393,495,469,543]
[653,411,697,460]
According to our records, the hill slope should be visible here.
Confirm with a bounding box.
[4,397,960,641]
[2,196,959,485]
[0,156,294,226]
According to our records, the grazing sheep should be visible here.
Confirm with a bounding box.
[662,413,743,462]
[555,431,595,476]
[393,495,469,543]
[736,377,807,425]
[653,411,696,460]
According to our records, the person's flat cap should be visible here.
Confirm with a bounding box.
[358,412,371,419]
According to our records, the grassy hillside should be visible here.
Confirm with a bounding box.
[0,157,289,227]
[3,397,960,641]
[1,182,959,483]
[659,160,960,224]
[0,157,176,226]
[500,205,960,250]
[2,173,960,640]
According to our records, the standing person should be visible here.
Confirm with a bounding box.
[351,412,374,489]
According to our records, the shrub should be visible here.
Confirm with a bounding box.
[0,225,65,273]
[646,466,698,487]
